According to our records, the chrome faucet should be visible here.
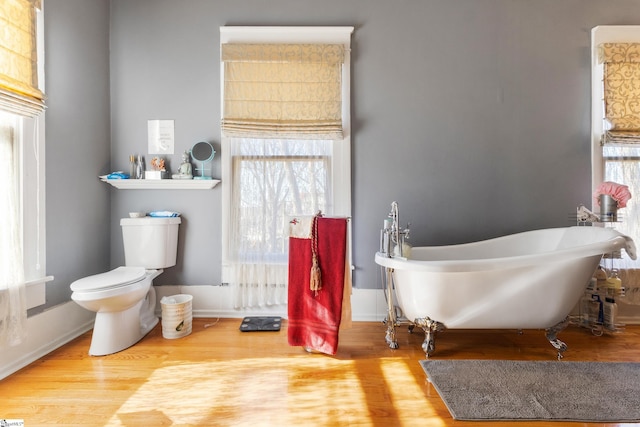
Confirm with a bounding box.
[381,201,410,257]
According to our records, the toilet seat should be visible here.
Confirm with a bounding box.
[70,266,147,292]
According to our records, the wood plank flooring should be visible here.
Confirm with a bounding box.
[1,318,640,426]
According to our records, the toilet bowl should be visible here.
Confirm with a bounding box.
[70,217,181,356]
[71,267,161,355]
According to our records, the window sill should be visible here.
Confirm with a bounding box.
[26,275,53,309]
[100,177,220,190]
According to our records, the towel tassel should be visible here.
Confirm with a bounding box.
[310,253,322,295]
[310,212,323,295]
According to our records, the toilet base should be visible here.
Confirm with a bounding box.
[88,288,158,356]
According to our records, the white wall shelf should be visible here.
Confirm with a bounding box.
[100,177,220,190]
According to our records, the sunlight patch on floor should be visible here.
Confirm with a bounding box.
[379,357,445,426]
[104,355,372,427]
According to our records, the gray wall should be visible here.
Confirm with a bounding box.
[42,0,640,311]
[41,0,111,312]
[108,0,640,291]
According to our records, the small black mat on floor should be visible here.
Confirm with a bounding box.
[239,316,282,332]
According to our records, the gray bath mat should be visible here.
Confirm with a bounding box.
[239,316,281,332]
[420,359,640,421]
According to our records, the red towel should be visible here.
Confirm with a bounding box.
[288,217,347,355]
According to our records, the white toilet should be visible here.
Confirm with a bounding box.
[70,217,181,356]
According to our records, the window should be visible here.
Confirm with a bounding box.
[231,138,332,263]
[592,27,640,270]
[0,0,46,346]
[220,27,353,309]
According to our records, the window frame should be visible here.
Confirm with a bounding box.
[590,26,640,271]
[23,6,48,309]
[591,26,640,207]
[219,26,353,284]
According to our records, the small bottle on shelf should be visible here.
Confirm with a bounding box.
[129,155,136,178]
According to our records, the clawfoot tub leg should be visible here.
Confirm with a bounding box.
[384,324,399,349]
[415,317,446,358]
[545,316,570,360]
[381,267,416,349]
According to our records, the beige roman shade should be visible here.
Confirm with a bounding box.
[598,43,640,144]
[221,43,345,139]
[0,0,45,116]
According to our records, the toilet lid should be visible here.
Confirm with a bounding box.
[70,266,147,292]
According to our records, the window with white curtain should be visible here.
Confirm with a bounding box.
[0,0,46,346]
[591,26,640,315]
[220,27,353,309]
[598,41,640,267]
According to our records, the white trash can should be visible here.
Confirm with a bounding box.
[160,294,193,339]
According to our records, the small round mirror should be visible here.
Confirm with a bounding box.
[190,141,216,180]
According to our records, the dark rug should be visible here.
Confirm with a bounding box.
[420,359,640,421]
[239,316,282,332]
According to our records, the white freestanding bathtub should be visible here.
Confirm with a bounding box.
[375,226,636,359]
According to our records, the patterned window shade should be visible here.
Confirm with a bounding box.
[0,0,44,117]
[598,43,640,144]
[221,43,345,139]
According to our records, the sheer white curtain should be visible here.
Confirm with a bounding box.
[0,111,26,346]
[229,138,331,308]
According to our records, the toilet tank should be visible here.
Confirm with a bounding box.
[120,217,181,269]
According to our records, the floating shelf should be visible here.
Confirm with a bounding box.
[100,177,220,190]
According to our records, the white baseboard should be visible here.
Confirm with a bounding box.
[154,285,388,322]
[0,301,95,380]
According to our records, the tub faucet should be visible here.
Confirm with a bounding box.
[382,201,410,257]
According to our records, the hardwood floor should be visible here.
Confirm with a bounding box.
[2,318,640,426]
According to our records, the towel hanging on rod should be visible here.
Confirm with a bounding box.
[287,215,349,355]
